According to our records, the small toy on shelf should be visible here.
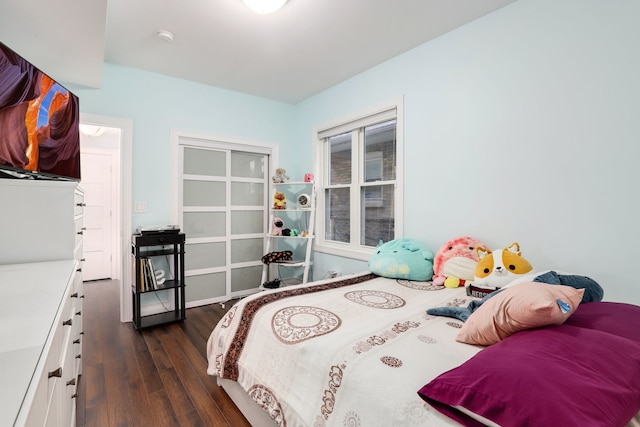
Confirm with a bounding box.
[282,228,299,237]
[272,168,289,183]
[273,191,286,209]
[304,173,314,182]
[272,217,284,235]
[261,250,293,264]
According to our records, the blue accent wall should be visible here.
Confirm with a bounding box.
[71,0,640,304]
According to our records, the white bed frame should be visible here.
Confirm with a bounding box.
[218,377,277,426]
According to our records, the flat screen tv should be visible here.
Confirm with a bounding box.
[0,41,80,181]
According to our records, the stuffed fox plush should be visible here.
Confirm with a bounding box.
[474,242,533,289]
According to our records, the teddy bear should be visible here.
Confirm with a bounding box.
[271,217,284,235]
[273,191,286,210]
[272,168,289,183]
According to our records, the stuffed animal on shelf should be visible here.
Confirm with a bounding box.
[271,217,284,236]
[273,191,286,210]
[432,236,487,287]
[282,228,299,237]
[272,168,289,183]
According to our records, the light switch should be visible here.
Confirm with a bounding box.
[134,202,148,213]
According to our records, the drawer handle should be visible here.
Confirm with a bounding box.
[76,268,82,272]
[66,378,76,386]
[75,354,82,359]
[76,203,86,207]
[71,292,78,298]
[76,310,82,316]
[72,393,78,399]
[73,339,81,344]
[63,319,72,326]
[77,231,83,235]
[80,258,86,262]
[48,367,62,379]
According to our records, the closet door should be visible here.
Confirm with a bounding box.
[179,139,269,307]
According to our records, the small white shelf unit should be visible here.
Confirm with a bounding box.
[261,181,316,287]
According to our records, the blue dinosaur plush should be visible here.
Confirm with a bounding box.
[369,238,434,281]
[426,271,604,322]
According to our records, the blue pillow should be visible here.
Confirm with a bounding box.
[368,238,434,281]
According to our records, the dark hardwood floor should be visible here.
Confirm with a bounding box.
[77,279,250,427]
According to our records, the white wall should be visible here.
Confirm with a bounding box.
[299,0,640,305]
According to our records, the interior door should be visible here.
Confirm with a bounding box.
[80,149,113,281]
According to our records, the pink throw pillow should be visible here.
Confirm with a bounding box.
[457,282,584,346]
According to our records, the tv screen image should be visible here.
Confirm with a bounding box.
[0,41,80,181]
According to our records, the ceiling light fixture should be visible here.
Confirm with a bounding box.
[242,0,287,14]
[155,30,175,42]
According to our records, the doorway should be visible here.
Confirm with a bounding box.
[80,113,133,323]
[80,129,118,281]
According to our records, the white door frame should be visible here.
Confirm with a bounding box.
[80,113,133,323]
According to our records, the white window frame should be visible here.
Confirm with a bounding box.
[313,97,404,261]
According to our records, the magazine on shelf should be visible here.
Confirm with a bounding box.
[149,255,174,287]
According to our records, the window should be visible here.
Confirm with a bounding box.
[315,100,403,260]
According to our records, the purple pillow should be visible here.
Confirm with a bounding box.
[564,301,640,342]
[418,306,640,427]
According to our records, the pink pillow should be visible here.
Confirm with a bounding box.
[457,282,584,346]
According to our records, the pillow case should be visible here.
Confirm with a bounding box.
[456,282,584,345]
[419,322,640,427]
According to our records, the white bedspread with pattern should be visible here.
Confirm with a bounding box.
[207,272,482,427]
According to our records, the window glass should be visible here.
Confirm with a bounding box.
[361,185,395,246]
[328,133,351,185]
[364,120,396,181]
[325,187,350,243]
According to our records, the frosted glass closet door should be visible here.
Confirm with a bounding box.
[228,151,265,293]
[180,142,268,307]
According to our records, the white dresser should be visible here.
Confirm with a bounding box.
[0,180,84,426]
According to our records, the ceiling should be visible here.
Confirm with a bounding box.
[0,0,516,104]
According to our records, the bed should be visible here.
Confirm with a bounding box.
[206,271,640,427]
